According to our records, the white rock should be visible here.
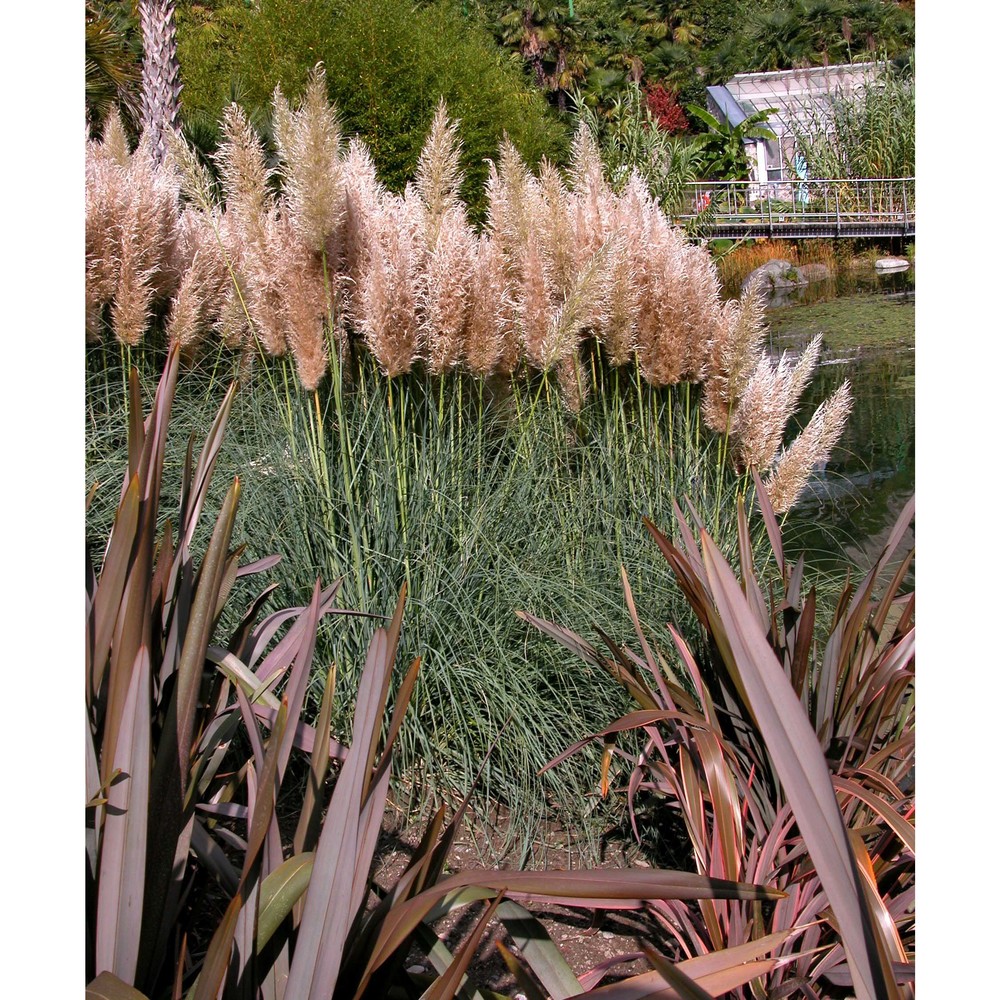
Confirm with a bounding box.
[874,256,909,271]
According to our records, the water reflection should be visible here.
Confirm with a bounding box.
[784,346,915,585]
[722,260,915,307]
[729,268,916,585]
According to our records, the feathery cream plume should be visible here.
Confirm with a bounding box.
[214,103,274,249]
[731,355,793,471]
[463,233,514,375]
[764,382,853,513]
[217,280,251,349]
[272,65,345,256]
[340,138,384,317]
[566,121,606,200]
[731,336,825,472]
[422,205,473,374]
[597,234,637,366]
[517,236,552,369]
[484,139,537,372]
[273,217,330,390]
[165,249,212,353]
[212,105,290,355]
[633,226,687,386]
[566,123,611,265]
[130,135,183,300]
[85,148,121,340]
[166,128,218,214]
[97,109,132,167]
[702,278,767,434]
[111,215,157,345]
[679,242,723,381]
[165,208,227,352]
[486,138,535,272]
[536,158,576,299]
[530,245,609,372]
[602,172,727,388]
[86,116,183,344]
[355,194,424,376]
[411,105,474,372]
[232,213,289,356]
[414,99,464,245]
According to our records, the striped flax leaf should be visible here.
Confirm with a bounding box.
[496,900,584,1000]
[581,930,791,1000]
[95,645,151,983]
[87,971,150,1000]
[284,605,407,999]
[88,475,140,711]
[88,345,362,995]
[360,868,784,985]
[191,701,289,1000]
[293,664,338,856]
[418,894,507,1000]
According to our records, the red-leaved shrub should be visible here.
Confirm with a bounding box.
[644,83,689,134]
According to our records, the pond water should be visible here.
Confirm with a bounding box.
[741,265,916,585]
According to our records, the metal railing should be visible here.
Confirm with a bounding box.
[675,177,915,238]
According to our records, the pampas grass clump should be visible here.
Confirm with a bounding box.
[85,65,852,512]
[86,111,183,345]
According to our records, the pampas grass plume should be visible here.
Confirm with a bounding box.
[273,217,330,390]
[702,277,767,433]
[214,103,273,247]
[463,234,514,375]
[598,235,637,366]
[764,381,853,513]
[356,194,423,376]
[422,205,472,374]
[415,99,464,245]
[272,65,345,255]
[732,336,830,474]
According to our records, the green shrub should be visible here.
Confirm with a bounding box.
[175,2,257,137]
[176,0,566,219]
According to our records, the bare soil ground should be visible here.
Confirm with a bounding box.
[370,807,678,994]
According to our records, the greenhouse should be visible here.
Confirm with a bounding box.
[708,62,880,194]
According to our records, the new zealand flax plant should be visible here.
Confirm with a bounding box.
[87,345,790,999]
[521,475,914,999]
[85,342,356,992]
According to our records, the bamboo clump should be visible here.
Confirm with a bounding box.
[85,65,851,512]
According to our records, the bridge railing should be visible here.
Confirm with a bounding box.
[674,177,915,233]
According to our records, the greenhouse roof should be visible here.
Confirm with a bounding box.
[706,85,748,128]
[714,63,880,139]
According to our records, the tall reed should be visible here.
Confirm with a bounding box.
[790,64,915,181]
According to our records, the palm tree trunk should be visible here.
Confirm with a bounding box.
[555,49,567,113]
[139,0,182,165]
